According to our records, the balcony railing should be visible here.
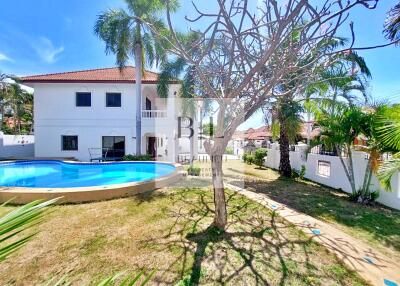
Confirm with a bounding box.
[141,110,167,118]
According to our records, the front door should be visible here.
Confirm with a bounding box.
[147,137,157,158]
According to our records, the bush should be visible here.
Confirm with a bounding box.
[245,154,254,165]
[242,153,248,162]
[225,147,234,155]
[122,154,153,161]
[254,148,267,168]
[349,189,380,205]
[187,165,201,176]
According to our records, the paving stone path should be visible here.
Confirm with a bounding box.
[225,182,400,286]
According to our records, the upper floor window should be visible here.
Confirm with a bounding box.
[62,135,78,151]
[76,92,91,107]
[106,93,121,107]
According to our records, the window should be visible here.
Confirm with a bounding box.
[102,136,125,158]
[76,92,91,107]
[106,93,121,107]
[62,136,78,151]
[317,161,331,178]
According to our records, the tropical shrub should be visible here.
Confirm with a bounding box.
[245,154,254,165]
[254,148,267,168]
[122,154,153,161]
[242,153,248,163]
[349,189,380,205]
[187,166,201,176]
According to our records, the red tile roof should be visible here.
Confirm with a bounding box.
[233,126,272,140]
[20,67,165,84]
[233,123,320,140]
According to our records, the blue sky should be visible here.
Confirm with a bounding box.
[0,0,399,129]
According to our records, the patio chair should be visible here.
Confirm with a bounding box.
[88,148,109,162]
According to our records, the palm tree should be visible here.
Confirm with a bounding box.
[384,1,400,43]
[315,105,367,194]
[0,72,10,131]
[94,0,171,155]
[268,97,303,177]
[7,83,33,134]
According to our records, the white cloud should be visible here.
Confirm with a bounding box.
[33,37,64,64]
[0,52,13,62]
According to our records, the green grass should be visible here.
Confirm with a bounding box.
[0,188,367,285]
[193,160,400,260]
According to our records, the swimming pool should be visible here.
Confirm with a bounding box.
[0,160,177,188]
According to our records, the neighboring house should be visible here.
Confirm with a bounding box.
[232,123,320,155]
[232,126,272,155]
[21,67,198,162]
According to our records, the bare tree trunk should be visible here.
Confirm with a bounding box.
[279,112,291,178]
[211,154,227,230]
[134,43,143,155]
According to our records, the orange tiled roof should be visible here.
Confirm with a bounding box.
[20,67,165,84]
[233,123,320,140]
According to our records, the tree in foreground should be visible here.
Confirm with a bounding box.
[142,0,379,230]
[95,0,174,155]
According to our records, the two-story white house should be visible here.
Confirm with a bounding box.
[21,67,198,162]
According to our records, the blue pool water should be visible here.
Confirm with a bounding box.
[0,161,176,188]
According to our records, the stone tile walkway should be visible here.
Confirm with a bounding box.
[225,182,400,286]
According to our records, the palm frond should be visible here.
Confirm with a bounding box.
[375,105,400,150]
[377,155,400,192]
[384,2,400,42]
[142,33,155,67]
[94,9,133,68]
[345,52,372,78]
[157,57,186,98]
[0,198,58,262]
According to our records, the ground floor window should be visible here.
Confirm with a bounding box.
[62,135,78,151]
[102,136,125,158]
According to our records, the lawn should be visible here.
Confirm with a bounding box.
[193,160,400,261]
[0,188,366,285]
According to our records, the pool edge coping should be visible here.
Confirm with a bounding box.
[0,160,183,204]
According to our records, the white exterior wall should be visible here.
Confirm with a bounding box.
[0,132,34,158]
[32,82,183,162]
[264,145,400,210]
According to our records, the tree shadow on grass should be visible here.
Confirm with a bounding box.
[228,176,400,256]
[138,188,361,285]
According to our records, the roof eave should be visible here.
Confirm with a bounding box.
[20,79,181,84]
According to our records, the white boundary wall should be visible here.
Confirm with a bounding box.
[0,132,34,158]
[264,144,400,210]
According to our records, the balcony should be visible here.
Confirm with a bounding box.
[141,110,167,118]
